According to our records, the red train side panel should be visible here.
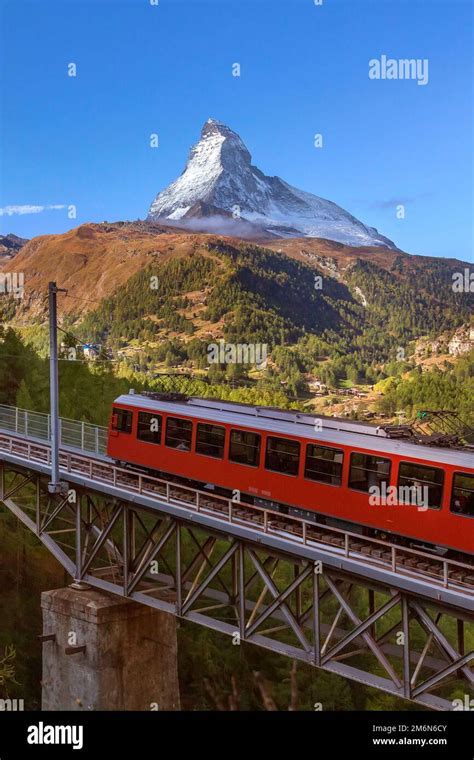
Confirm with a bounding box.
[107,399,474,555]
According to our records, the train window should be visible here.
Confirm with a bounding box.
[196,423,225,459]
[349,452,391,492]
[112,407,133,434]
[165,417,193,451]
[137,411,162,444]
[451,473,474,517]
[304,445,343,486]
[265,437,300,476]
[398,462,444,510]
[229,430,261,467]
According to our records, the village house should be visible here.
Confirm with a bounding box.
[307,377,328,393]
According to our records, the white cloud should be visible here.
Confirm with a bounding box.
[0,204,66,216]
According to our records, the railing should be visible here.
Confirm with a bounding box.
[0,427,473,600]
[0,405,107,456]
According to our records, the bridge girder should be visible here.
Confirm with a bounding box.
[0,461,473,711]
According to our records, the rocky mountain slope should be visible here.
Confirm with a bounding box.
[0,222,196,320]
[0,234,28,261]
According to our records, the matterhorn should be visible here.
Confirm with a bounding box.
[148,118,396,248]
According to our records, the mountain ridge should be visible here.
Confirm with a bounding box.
[2,221,471,325]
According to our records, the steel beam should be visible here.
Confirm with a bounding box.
[0,461,472,711]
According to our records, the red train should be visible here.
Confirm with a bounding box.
[107,392,474,557]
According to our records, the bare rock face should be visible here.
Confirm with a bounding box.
[148,118,396,248]
[0,233,28,261]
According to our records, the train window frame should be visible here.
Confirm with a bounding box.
[304,443,344,487]
[348,452,392,494]
[397,461,444,511]
[450,471,474,519]
[265,436,301,477]
[137,411,162,445]
[228,429,262,468]
[195,423,226,460]
[165,416,193,452]
[111,407,133,434]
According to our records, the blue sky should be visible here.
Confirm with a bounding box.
[0,0,472,260]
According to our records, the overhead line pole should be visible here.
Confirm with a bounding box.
[48,281,68,494]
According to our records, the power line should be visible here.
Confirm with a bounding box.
[63,293,104,306]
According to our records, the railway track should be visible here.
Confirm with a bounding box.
[167,486,474,590]
[1,431,473,598]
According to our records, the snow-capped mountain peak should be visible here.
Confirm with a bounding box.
[148,119,396,248]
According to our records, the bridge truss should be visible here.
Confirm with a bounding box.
[0,430,473,711]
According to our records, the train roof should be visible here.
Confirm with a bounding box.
[113,392,474,469]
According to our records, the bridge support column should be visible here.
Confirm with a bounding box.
[40,586,181,711]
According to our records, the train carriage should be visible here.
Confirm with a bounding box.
[107,392,474,557]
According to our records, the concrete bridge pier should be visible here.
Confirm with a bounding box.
[40,586,181,711]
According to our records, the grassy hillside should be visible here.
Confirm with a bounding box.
[77,238,471,354]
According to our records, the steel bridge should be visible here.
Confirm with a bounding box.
[0,404,472,711]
